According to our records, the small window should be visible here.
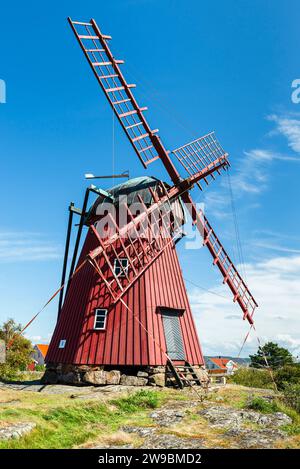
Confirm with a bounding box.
[59,339,66,349]
[94,309,108,330]
[114,258,129,277]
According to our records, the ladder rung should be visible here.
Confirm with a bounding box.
[139,107,148,111]
[119,109,137,118]
[145,155,159,164]
[85,48,105,52]
[99,74,118,79]
[93,61,112,66]
[78,35,99,39]
[101,34,112,40]
[94,60,124,65]
[106,86,125,93]
[128,84,136,88]
[139,145,153,153]
[72,21,92,26]
[113,98,131,105]
[126,122,142,130]
[132,133,149,142]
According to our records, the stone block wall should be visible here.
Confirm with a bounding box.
[42,364,209,388]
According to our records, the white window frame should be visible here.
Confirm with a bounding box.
[94,308,108,330]
[114,257,129,277]
[59,339,66,349]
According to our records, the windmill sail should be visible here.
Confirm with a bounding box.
[172,132,229,190]
[68,18,161,168]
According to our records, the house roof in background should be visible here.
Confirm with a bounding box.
[35,344,49,358]
[204,356,250,365]
[209,357,230,369]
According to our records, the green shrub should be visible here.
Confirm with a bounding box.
[275,365,300,390]
[246,396,279,413]
[35,365,45,372]
[282,383,300,413]
[0,364,20,381]
[228,367,274,389]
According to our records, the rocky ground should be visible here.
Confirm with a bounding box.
[91,393,292,449]
[0,381,298,449]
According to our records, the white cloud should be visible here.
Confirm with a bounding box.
[0,232,61,262]
[268,114,300,153]
[204,114,300,219]
[244,148,300,162]
[25,332,52,344]
[253,241,300,254]
[189,254,300,357]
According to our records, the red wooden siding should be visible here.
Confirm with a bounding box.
[46,229,204,366]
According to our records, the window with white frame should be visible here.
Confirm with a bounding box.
[94,309,108,330]
[114,258,129,277]
[59,339,66,349]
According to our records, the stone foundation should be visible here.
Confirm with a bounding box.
[42,364,209,387]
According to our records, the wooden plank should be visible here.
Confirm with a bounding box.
[119,109,138,118]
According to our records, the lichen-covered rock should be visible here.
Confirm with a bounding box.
[137,371,149,378]
[199,406,292,430]
[120,375,147,386]
[149,409,185,426]
[149,373,165,387]
[105,370,121,385]
[0,422,36,440]
[84,370,107,385]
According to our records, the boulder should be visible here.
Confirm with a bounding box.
[137,371,149,378]
[149,373,165,387]
[120,375,139,386]
[41,370,58,384]
[59,372,81,385]
[106,370,121,385]
[0,422,36,440]
[84,370,106,385]
[137,377,148,386]
[120,375,148,386]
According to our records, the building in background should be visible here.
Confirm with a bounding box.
[205,356,250,377]
[30,344,49,368]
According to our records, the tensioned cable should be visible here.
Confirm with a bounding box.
[184,277,229,300]
[226,170,247,282]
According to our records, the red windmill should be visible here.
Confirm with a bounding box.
[45,18,258,388]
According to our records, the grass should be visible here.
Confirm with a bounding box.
[243,395,300,439]
[112,389,161,412]
[0,389,166,449]
[0,384,299,449]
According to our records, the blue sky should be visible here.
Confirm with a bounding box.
[0,0,300,357]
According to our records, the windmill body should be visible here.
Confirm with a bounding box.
[44,19,258,387]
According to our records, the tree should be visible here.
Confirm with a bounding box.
[250,341,294,369]
[0,318,33,380]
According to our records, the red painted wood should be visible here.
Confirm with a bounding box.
[46,229,204,366]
